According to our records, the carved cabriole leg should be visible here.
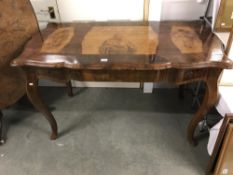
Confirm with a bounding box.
[26,72,58,140]
[66,80,73,97]
[187,69,221,145]
[0,110,5,145]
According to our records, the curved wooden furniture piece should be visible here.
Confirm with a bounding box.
[12,21,233,144]
[206,114,233,174]
[0,110,4,144]
[0,0,38,108]
[0,0,74,143]
[0,0,39,143]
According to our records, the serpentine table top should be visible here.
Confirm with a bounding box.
[12,21,233,145]
[12,21,232,69]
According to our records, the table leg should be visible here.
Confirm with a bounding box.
[178,85,184,99]
[66,80,73,97]
[0,110,5,145]
[26,73,58,140]
[187,79,218,145]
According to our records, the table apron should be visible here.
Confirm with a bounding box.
[23,67,217,85]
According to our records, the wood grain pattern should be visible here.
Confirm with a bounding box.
[99,33,136,54]
[0,67,26,109]
[206,115,233,174]
[13,21,232,69]
[171,26,203,54]
[0,0,38,109]
[0,0,38,67]
[41,27,74,54]
[82,26,158,55]
[214,123,233,175]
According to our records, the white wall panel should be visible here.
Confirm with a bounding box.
[30,0,60,22]
[149,0,162,21]
[57,0,144,22]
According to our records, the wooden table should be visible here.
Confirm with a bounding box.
[12,21,233,145]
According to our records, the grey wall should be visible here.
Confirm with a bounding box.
[161,0,208,20]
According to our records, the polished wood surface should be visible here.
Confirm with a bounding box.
[0,0,39,144]
[214,0,233,32]
[26,73,58,140]
[40,27,75,54]
[13,21,233,69]
[12,21,233,144]
[214,122,233,175]
[82,26,158,55]
[171,26,203,54]
[0,0,38,109]
[206,115,233,174]
[0,0,74,144]
[224,26,233,58]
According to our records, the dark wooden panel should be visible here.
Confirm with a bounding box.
[0,0,39,109]
[214,124,233,175]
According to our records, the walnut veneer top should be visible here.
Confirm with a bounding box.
[12,21,233,70]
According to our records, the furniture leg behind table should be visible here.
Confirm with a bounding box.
[206,114,233,174]
[66,81,73,97]
[187,69,221,145]
[0,110,5,144]
[26,73,58,140]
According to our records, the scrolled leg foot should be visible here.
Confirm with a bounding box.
[50,132,57,140]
